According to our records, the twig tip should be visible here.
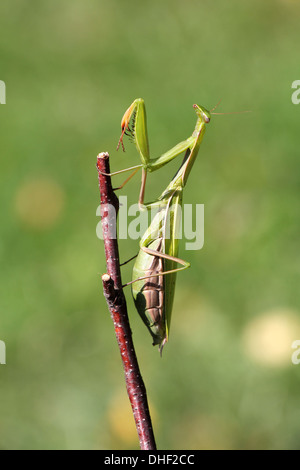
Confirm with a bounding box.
[97,152,110,160]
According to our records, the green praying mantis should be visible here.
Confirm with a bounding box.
[110,98,211,353]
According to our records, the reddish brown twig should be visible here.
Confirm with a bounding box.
[97,152,156,450]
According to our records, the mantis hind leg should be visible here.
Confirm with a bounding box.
[113,168,140,191]
[123,245,190,288]
[120,253,138,267]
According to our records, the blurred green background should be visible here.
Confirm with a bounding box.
[1,0,300,450]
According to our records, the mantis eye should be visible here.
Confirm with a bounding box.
[193,104,211,123]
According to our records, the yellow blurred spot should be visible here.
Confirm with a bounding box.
[107,390,157,447]
[15,178,65,230]
[242,309,300,367]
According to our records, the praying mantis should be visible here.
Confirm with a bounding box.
[114,99,211,353]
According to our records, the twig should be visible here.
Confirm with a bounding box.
[97,152,157,450]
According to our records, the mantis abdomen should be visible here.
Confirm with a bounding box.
[132,238,167,347]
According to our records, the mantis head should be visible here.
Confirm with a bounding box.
[193,104,211,124]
